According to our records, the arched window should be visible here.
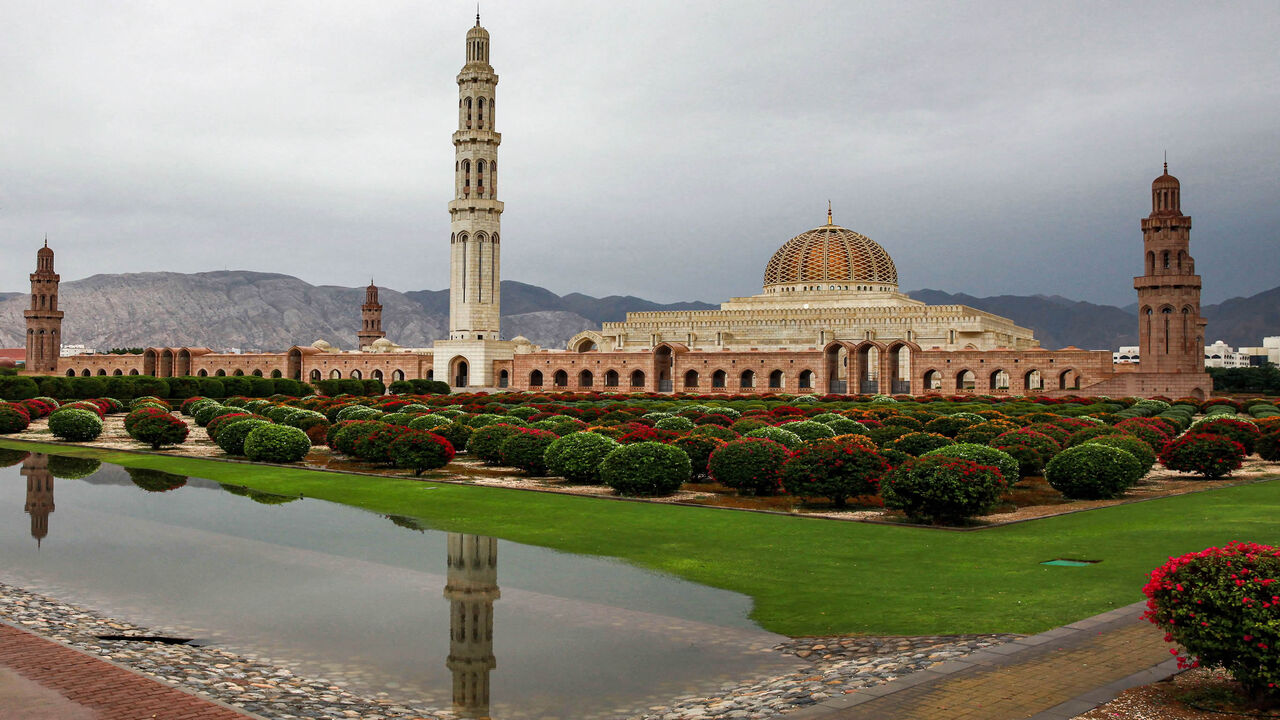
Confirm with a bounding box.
[232,369,244,376]
[252,369,263,377]
[477,159,486,196]
[129,369,138,376]
[683,369,699,388]
[604,369,619,387]
[490,161,496,194]
[330,369,342,379]
[465,97,472,128]
[768,369,783,389]
[529,370,544,386]
[1162,250,1170,269]
[392,369,404,382]
[462,159,471,194]
[96,369,107,376]
[578,369,593,387]
[66,369,75,377]
[477,97,485,129]
[798,369,813,389]
[740,370,755,388]
[372,369,383,381]
[553,370,568,387]
[350,369,362,380]
[712,370,726,388]
[113,369,123,376]
[1146,251,1155,274]
[310,369,322,381]
[271,369,282,378]
[630,369,645,387]
[215,369,226,377]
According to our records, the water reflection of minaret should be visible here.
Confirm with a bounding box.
[445,533,499,719]
[21,453,54,547]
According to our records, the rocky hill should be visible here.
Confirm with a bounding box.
[0,271,1274,352]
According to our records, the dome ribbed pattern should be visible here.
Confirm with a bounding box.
[763,225,897,288]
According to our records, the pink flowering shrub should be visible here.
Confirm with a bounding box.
[1143,542,1280,704]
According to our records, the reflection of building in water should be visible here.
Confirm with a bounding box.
[21,453,54,546]
[445,533,499,719]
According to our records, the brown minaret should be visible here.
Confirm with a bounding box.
[22,453,54,547]
[1135,164,1206,373]
[24,239,64,374]
[358,281,386,349]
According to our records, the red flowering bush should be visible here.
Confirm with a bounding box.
[923,415,978,438]
[499,427,559,475]
[620,426,680,444]
[955,420,1019,445]
[881,456,1007,524]
[349,424,411,464]
[17,398,54,419]
[124,406,173,435]
[991,429,1061,478]
[1194,418,1263,455]
[1160,433,1246,479]
[1143,542,1280,704]
[780,438,888,506]
[328,419,385,455]
[1114,418,1173,452]
[0,403,31,434]
[671,434,727,479]
[709,438,792,496]
[388,430,455,475]
[126,410,190,450]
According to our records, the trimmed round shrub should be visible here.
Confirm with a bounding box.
[1067,426,1129,448]
[1143,541,1280,701]
[1159,433,1247,479]
[743,425,803,449]
[779,420,836,442]
[0,403,31,433]
[335,405,382,422]
[886,431,954,457]
[47,455,101,479]
[180,396,207,415]
[653,415,695,432]
[216,418,272,456]
[500,428,559,475]
[433,421,474,454]
[825,418,869,436]
[127,412,190,450]
[991,429,1061,478]
[408,414,452,431]
[544,431,620,483]
[688,424,739,442]
[1045,444,1143,499]
[866,425,912,447]
[671,434,726,479]
[780,438,888,506]
[881,456,1007,524]
[955,420,1019,445]
[921,443,1019,486]
[599,441,691,497]
[1114,418,1172,452]
[1257,430,1280,462]
[468,423,525,464]
[731,417,771,435]
[709,437,791,495]
[48,408,103,441]
[331,420,387,456]
[1085,434,1157,475]
[388,430,455,475]
[1193,417,1263,455]
[194,403,230,427]
[243,424,312,463]
[924,415,977,438]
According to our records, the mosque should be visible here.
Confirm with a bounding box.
[19,18,1212,399]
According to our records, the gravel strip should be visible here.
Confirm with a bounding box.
[1,581,1016,719]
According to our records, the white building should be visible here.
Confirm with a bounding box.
[1203,340,1248,369]
[59,343,95,357]
[1114,346,1140,364]
[1238,336,1280,367]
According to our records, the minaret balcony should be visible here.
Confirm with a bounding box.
[453,130,501,146]
[449,198,504,214]
[1133,275,1201,289]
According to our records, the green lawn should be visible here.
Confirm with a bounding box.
[4,438,1277,637]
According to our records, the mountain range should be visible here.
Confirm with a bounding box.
[0,271,1275,352]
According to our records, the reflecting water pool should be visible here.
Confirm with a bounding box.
[0,448,799,718]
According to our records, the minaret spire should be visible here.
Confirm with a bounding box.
[827,200,833,226]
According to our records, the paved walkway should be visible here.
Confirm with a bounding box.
[0,620,259,720]
[785,601,1179,720]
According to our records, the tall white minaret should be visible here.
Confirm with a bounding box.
[448,13,503,341]
[444,533,499,719]
[434,14,515,389]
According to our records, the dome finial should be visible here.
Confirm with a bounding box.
[827,200,833,226]
[1163,149,1167,176]
[476,3,480,26]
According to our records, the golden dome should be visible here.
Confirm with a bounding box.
[763,224,898,289]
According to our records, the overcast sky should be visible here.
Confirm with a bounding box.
[2,1,1278,306]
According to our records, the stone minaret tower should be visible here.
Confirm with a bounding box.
[22,453,54,547]
[24,239,64,374]
[1135,164,1206,374]
[448,15,503,341]
[444,533,499,719]
[358,281,386,349]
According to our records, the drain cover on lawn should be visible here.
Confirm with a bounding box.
[1041,559,1100,567]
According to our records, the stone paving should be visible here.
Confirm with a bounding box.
[0,581,1019,720]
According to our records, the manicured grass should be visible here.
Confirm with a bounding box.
[3,438,1277,637]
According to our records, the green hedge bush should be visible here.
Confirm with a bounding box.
[467,423,525,463]
[216,418,272,456]
[886,431,954,456]
[1085,434,1157,475]
[1044,444,1143,499]
[708,438,792,496]
[742,425,803,449]
[243,424,312,463]
[920,443,1019,486]
[599,441,691,497]
[48,408,104,441]
[544,431,620,483]
[0,403,31,433]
